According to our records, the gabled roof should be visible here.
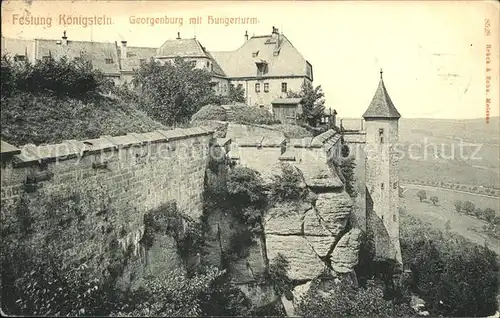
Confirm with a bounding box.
[157,38,208,58]
[363,70,401,119]
[210,33,309,79]
[34,39,121,75]
[120,46,157,72]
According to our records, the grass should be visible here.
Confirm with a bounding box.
[401,186,500,254]
[1,92,166,146]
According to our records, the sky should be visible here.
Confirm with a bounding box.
[1,0,499,120]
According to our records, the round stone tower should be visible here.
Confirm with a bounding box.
[363,69,403,268]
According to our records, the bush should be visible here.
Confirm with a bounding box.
[462,201,475,215]
[269,254,293,298]
[230,104,279,125]
[296,279,414,317]
[340,156,357,198]
[114,266,226,317]
[269,163,308,202]
[1,54,110,98]
[429,196,439,205]
[227,166,268,214]
[400,211,499,316]
[1,91,164,146]
[416,190,427,202]
[191,104,228,122]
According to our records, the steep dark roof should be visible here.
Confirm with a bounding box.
[34,38,121,75]
[210,34,309,79]
[120,46,157,72]
[156,38,208,58]
[363,71,401,119]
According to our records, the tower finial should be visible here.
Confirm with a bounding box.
[380,68,383,79]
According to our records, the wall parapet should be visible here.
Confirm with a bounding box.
[9,127,214,166]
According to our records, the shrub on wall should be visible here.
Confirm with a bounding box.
[268,253,293,299]
[141,202,205,262]
[269,162,308,203]
[340,156,358,198]
[230,104,280,125]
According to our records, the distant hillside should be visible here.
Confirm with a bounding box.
[0,92,166,147]
[340,117,500,188]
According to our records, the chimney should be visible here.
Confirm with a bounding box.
[120,40,127,59]
[62,30,68,46]
[176,32,181,39]
[244,30,249,42]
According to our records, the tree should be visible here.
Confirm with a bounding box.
[227,84,245,103]
[453,200,463,213]
[474,208,483,218]
[462,201,475,215]
[483,208,496,223]
[429,196,439,205]
[416,190,427,202]
[133,57,218,126]
[286,81,325,127]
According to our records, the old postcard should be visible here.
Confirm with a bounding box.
[1,0,499,317]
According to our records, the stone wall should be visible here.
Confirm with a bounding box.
[0,127,213,290]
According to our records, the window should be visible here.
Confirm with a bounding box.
[281,82,287,93]
[255,83,261,93]
[207,61,210,68]
[393,214,397,222]
[257,63,268,76]
[379,128,384,143]
[14,55,26,62]
[393,182,398,189]
[189,61,196,68]
[264,83,269,93]
[42,56,51,61]
[237,83,243,90]
[381,183,384,190]
[105,58,113,64]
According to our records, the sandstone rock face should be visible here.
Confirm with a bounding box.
[264,192,357,280]
[331,228,362,273]
[266,234,326,281]
[314,191,352,236]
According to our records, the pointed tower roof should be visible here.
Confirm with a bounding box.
[363,69,401,119]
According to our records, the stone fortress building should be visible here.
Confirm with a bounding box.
[1,26,313,109]
[1,26,403,310]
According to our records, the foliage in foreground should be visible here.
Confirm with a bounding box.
[296,279,414,317]
[400,210,499,317]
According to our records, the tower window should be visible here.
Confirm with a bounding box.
[281,82,287,93]
[264,83,269,92]
[255,83,261,93]
[379,128,384,143]
[393,214,397,222]
[381,183,384,190]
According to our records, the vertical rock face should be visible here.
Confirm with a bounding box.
[263,189,360,281]
[331,228,363,273]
